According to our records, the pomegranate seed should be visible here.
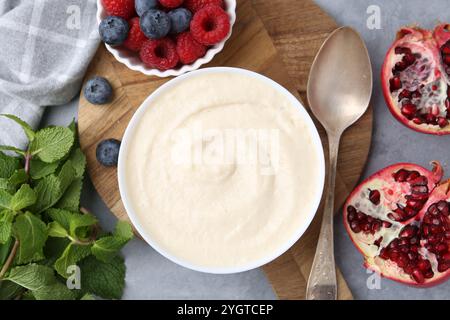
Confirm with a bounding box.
[424,270,434,279]
[367,216,374,223]
[445,230,450,239]
[397,254,408,268]
[412,117,423,125]
[435,243,447,253]
[404,265,414,275]
[401,103,417,119]
[417,259,431,271]
[437,263,449,273]
[400,225,418,238]
[399,238,409,246]
[356,212,365,220]
[406,199,423,210]
[442,45,450,55]
[444,55,450,65]
[442,252,450,262]
[432,218,441,226]
[428,204,439,215]
[425,113,437,125]
[411,269,425,284]
[368,189,381,205]
[362,223,371,233]
[406,171,420,182]
[408,252,418,261]
[410,245,419,252]
[394,61,407,72]
[398,89,412,101]
[372,220,382,233]
[393,169,409,182]
[403,53,416,65]
[395,47,412,55]
[438,117,449,128]
[382,221,392,228]
[350,221,361,233]
[390,76,402,92]
[437,200,449,213]
[379,248,389,260]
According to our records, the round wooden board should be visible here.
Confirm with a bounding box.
[78,0,373,300]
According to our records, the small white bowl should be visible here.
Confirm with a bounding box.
[118,67,326,274]
[96,0,237,77]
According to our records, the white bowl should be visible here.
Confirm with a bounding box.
[96,0,237,77]
[118,67,325,274]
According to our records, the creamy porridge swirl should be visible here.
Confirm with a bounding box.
[123,70,323,270]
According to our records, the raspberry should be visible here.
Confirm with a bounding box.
[159,0,184,9]
[123,17,147,52]
[190,5,230,45]
[185,0,223,13]
[176,32,206,64]
[102,0,136,20]
[140,38,180,70]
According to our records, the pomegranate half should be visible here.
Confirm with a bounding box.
[382,24,450,135]
[343,162,450,287]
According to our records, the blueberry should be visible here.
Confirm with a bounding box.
[99,16,129,46]
[168,8,192,34]
[96,139,121,167]
[83,77,113,105]
[135,0,159,17]
[140,9,171,39]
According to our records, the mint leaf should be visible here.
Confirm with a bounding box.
[68,148,86,178]
[0,210,14,243]
[0,145,25,156]
[7,264,55,290]
[80,293,95,300]
[11,184,36,211]
[0,280,23,300]
[1,114,35,142]
[0,152,20,179]
[54,243,91,278]
[114,221,133,239]
[80,255,126,299]
[91,221,133,262]
[30,159,59,180]
[46,208,72,230]
[13,212,48,264]
[55,178,82,212]
[31,175,61,213]
[31,127,74,163]
[8,169,28,187]
[0,190,12,210]
[58,160,76,194]
[0,178,12,192]
[47,221,68,238]
[69,214,97,239]
[32,282,77,300]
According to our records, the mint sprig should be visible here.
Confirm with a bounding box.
[0,115,133,300]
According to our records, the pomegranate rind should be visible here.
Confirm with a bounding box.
[343,162,446,287]
[382,26,450,135]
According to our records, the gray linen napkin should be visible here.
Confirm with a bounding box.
[0,0,100,149]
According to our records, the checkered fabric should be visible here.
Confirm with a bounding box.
[0,0,100,149]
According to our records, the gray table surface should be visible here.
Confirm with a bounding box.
[41,0,450,299]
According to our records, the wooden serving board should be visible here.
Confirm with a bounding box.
[78,0,373,300]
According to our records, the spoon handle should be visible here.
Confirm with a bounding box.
[306,133,340,300]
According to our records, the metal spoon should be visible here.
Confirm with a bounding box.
[306,27,373,300]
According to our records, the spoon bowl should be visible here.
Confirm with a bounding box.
[307,27,373,134]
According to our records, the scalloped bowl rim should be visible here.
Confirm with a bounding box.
[96,0,237,77]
